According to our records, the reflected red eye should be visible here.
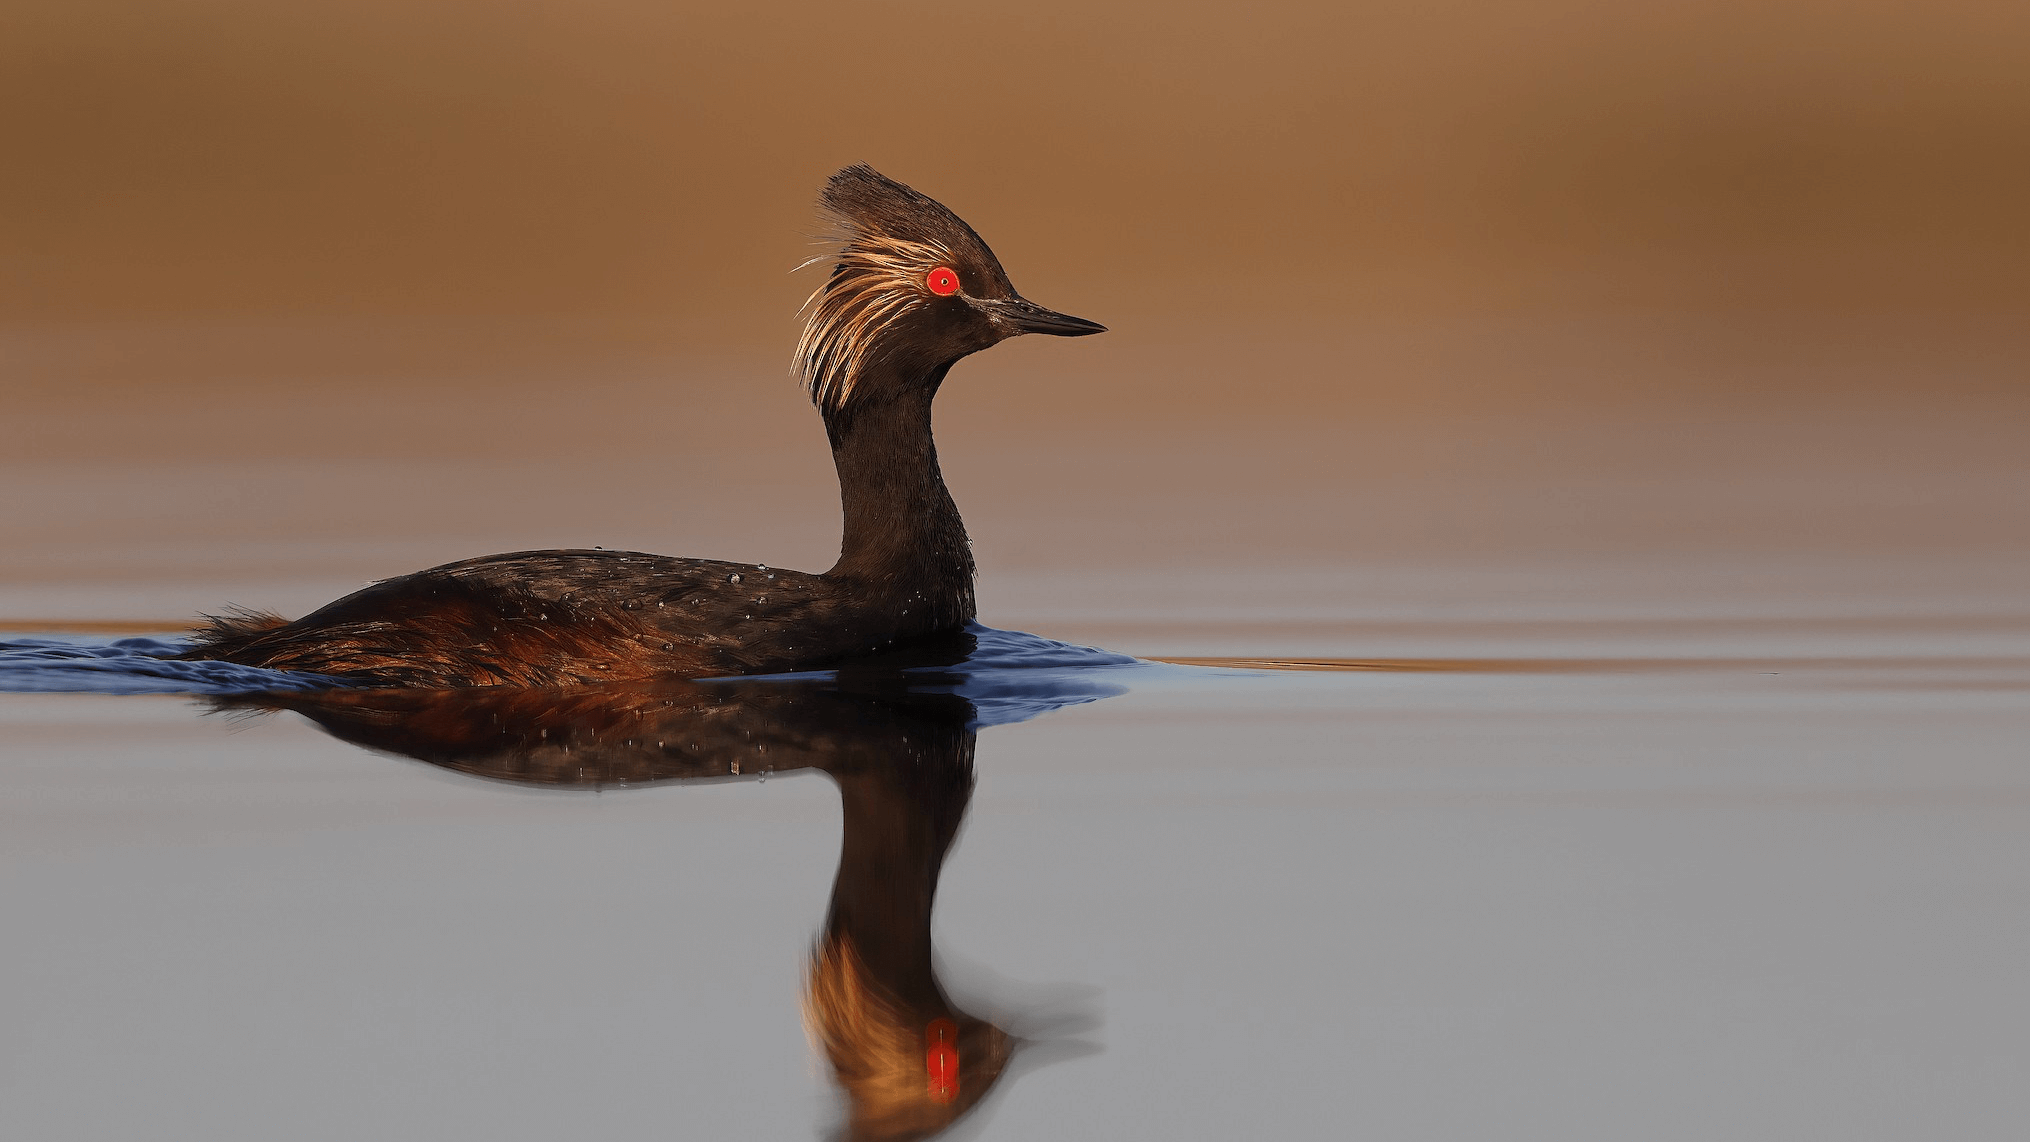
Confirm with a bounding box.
[925,266,961,296]
[925,1018,959,1103]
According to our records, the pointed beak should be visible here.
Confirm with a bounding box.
[986,297,1107,337]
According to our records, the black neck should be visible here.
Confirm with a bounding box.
[821,361,976,628]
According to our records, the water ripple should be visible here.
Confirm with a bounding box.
[0,636,344,695]
[0,624,1153,721]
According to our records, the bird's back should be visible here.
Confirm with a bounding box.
[183,549,845,687]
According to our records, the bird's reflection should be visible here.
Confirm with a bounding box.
[218,642,1110,1141]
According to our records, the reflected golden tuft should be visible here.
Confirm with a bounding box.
[802,933,1008,1142]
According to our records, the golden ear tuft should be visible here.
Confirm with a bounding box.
[794,234,955,413]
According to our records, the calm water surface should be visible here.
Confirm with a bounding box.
[5,386,2028,1140]
[4,587,2028,1140]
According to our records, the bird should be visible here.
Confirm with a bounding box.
[177,164,1105,687]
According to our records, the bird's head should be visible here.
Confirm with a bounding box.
[796,164,1105,416]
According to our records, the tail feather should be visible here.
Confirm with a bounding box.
[184,606,292,658]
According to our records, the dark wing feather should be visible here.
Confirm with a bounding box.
[181,549,837,687]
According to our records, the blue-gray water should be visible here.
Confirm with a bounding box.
[5,392,2029,1141]
[4,604,2028,1140]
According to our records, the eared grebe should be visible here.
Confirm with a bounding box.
[180,165,1104,687]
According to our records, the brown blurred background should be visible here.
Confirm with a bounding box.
[3,0,2026,632]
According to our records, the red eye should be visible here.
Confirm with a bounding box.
[925,266,961,296]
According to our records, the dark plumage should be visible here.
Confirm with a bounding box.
[179,165,1103,687]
